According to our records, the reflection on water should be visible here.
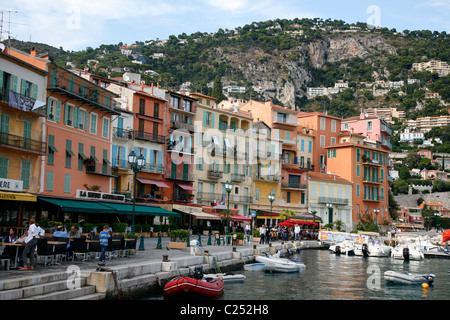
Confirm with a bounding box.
[148,250,450,300]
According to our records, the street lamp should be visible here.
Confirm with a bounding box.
[326,203,333,227]
[434,212,441,232]
[224,181,233,235]
[374,208,380,232]
[128,150,146,234]
[268,192,275,227]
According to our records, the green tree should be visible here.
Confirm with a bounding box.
[211,75,227,103]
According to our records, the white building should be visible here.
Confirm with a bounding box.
[400,128,424,142]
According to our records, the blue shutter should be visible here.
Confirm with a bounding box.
[158,150,162,165]
[112,145,117,167]
[150,149,154,165]
[203,111,207,126]
[143,148,148,164]
[122,147,126,168]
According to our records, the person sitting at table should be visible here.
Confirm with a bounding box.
[53,225,69,239]
[68,225,81,238]
[1,228,18,261]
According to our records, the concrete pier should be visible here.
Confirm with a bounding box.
[0,237,325,300]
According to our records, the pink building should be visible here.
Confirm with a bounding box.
[418,149,432,159]
[341,113,392,151]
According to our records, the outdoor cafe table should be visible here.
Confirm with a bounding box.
[1,243,25,268]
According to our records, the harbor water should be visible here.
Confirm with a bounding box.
[147,250,450,300]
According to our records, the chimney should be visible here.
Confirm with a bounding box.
[350,127,354,134]
[360,113,365,119]
[302,127,307,134]
[30,46,38,59]
[151,82,154,94]
[140,81,144,91]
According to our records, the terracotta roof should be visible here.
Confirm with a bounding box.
[297,111,341,120]
[324,142,389,153]
[308,172,352,184]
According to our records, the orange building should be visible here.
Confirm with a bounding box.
[297,112,341,173]
[325,142,391,229]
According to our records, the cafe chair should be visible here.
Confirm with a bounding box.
[36,238,55,266]
[54,238,69,264]
[105,238,117,260]
[111,235,124,257]
[0,254,11,270]
[125,236,137,256]
[88,240,102,261]
[72,237,89,261]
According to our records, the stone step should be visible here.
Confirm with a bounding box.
[0,271,70,291]
[71,292,107,300]
[21,285,96,300]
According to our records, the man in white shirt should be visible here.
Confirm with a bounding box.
[259,225,266,244]
[294,225,301,241]
[19,219,39,271]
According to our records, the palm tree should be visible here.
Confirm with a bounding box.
[280,209,296,221]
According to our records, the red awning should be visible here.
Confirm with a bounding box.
[176,183,195,191]
[210,213,251,222]
[137,178,170,188]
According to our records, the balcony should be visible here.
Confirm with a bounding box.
[48,76,120,115]
[318,196,349,205]
[135,131,165,144]
[281,182,307,190]
[380,124,392,136]
[363,177,382,185]
[113,127,134,140]
[231,173,246,182]
[169,104,196,115]
[362,156,382,167]
[165,170,194,181]
[141,164,165,174]
[254,174,279,182]
[171,121,194,133]
[207,168,223,179]
[0,132,46,155]
[0,89,45,115]
[86,162,118,177]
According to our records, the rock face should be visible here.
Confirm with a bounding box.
[220,34,397,108]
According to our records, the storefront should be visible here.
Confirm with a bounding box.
[0,190,38,235]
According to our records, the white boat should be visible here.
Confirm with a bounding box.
[355,241,392,257]
[391,243,424,260]
[203,272,246,283]
[244,263,265,272]
[329,240,356,256]
[255,255,305,273]
[384,271,435,285]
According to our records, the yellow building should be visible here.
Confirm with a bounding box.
[0,49,48,229]
[193,97,254,218]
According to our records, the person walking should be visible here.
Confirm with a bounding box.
[259,225,266,244]
[265,225,271,244]
[98,225,111,266]
[19,219,39,271]
[294,224,300,241]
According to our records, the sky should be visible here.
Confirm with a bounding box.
[1,0,449,52]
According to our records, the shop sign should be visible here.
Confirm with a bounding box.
[76,189,125,202]
[0,178,23,192]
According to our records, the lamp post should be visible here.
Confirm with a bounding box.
[326,203,333,228]
[128,150,146,234]
[224,181,233,235]
[434,212,441,232]
[374,208,380,232]
[268,192,275,227]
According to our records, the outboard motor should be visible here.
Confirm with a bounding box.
[362,244,369,257]
[335,245,341,255]
[402,247,410,261]
[193,266,204,280]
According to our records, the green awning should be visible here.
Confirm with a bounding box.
[99,202,181,217]
[39,198,117,214]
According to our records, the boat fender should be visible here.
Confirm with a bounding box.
[335,246,341,255]
[402,247,410,261]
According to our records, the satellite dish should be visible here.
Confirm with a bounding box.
[123,74,130,81]
[0,36,4,42]
[0,44,5,51]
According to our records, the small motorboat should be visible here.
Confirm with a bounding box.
[164,266,224,297]
[357,242,392,257]
[330,240,356,256]
[255,254,305,273]
[203,272,246,283]
[244,263,265,271]
[391,243,424,261]
[384,270,435,285]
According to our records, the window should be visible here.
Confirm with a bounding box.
[90,113,97,134]
[78,142,86,170]
[286,191,291,203]
[277,113,286,123]
[331,137,336,145]
[102,118,110,138]
[139,98,145,114]
[154,102,160,118]
[256,188,260,201]
[21,160,31,189]
[65,104,74,126]
[320,135,325,147]
[343,123,349,130]
[300,139,305,151]
[65,139,75,168]
[331,120,336,132]
[308,141,312,153]
[183,100,192,112]
[64,174,71,194]
[320,117,326,130]
[77,108,87,130]
[48,135,57,165]
[170,96,180,108]
[356,184,360,197]
[367,121,373,131]
[20,79,34,98]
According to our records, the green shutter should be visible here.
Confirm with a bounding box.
[1,113,10,133]
[64,104,69,125]
[23,121,32,139]
[0,71,3,91]
[0,157,8,178]
[50,69,57,87]
[73,107,79,128]
[171,161,177,179]
[21,160,31,189]
[69,78,75,93]
[46,171,54,191]
[211,113,215,128]
[32,84,38,100]
[20,79,27,95]
[64,174,71,193]
[12,76,18,93]
[55,101,61,122]
[84,111,89,131]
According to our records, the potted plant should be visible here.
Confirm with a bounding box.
[152,224,161,237]
[252,229,261,243]
[231,232,245,245]
[168,230,189,249]
[161,224,169,237]
[141,224,151,238]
